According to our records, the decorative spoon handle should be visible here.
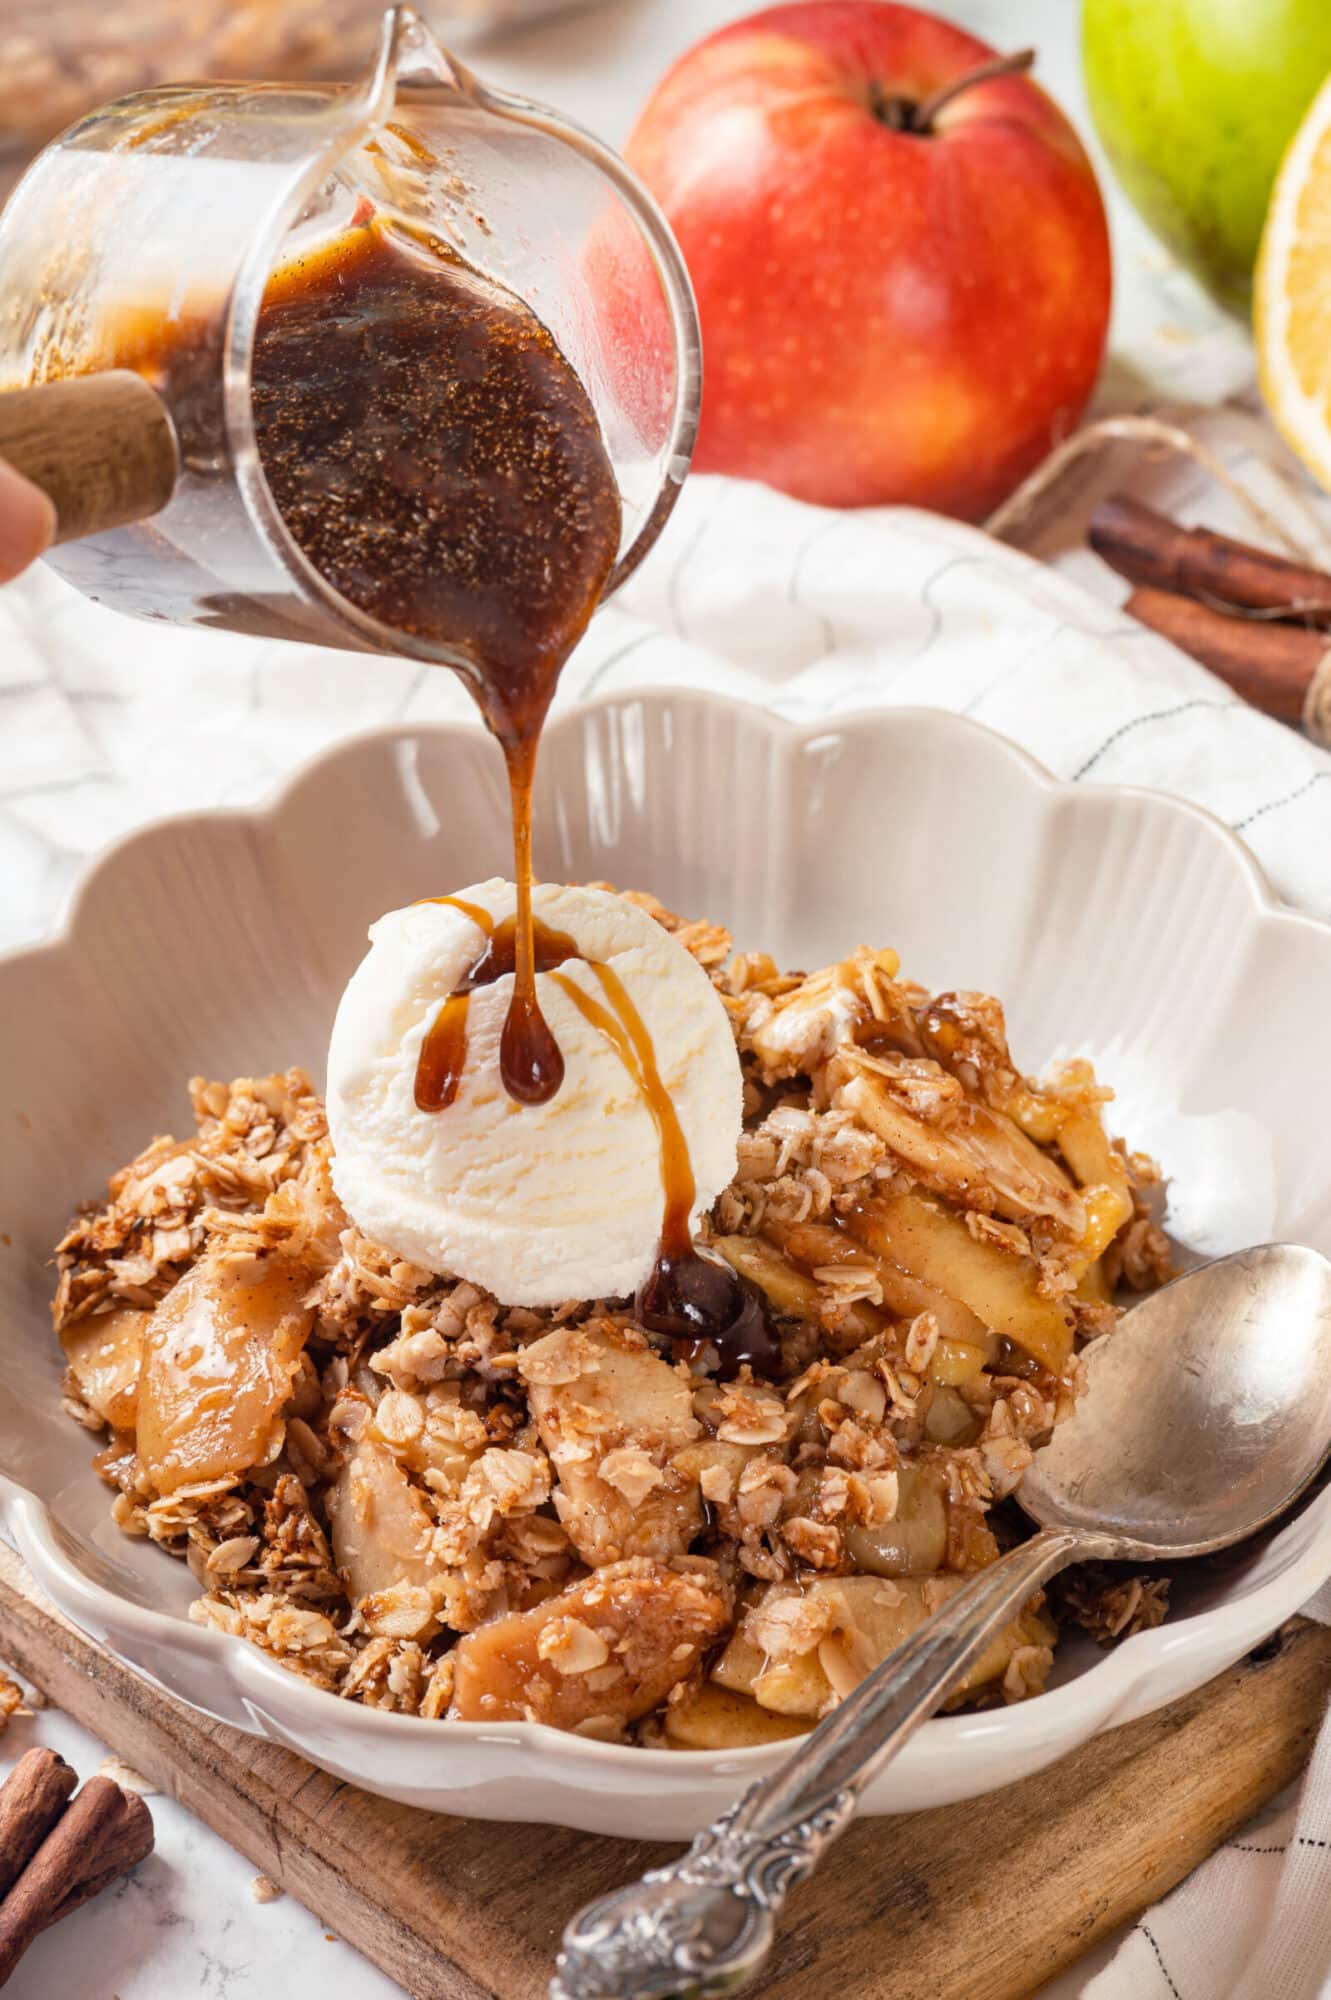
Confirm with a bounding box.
[551,1525,1099,2000]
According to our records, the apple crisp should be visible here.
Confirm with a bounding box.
[51,892,1171,1747]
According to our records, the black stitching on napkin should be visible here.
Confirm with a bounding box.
[1138,1921,1184,1999]
[1233,771,1331,833]
[1227,1836,1331,1857]
[1071,698,1238,780]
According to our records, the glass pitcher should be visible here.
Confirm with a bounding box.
[0,5,700,662]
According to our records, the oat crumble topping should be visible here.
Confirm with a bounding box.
[51,895,1171,1747]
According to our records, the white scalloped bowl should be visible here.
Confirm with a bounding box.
[3,694,1331,1838]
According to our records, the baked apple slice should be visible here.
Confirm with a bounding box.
[449,1556,728,1731]
[60,1305,148,1431]
[713,1574,1053,1717]
[136,1251,312,1495]
[519,1324,703,1564]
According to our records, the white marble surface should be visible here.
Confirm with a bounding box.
[0,1688,402,2000]
[0,1,1287,1996]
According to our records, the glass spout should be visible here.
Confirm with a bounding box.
[383,5,478,98]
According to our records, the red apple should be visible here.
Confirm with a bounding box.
[624,2,1111,519]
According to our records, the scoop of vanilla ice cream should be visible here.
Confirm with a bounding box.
[325,881,743,1307]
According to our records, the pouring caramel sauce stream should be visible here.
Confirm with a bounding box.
[250,219,775,1373]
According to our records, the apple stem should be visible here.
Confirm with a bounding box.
[910,47,1036,132]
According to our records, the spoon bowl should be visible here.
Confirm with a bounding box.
[1023,1243,1331,1559]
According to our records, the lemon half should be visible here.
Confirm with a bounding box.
[1256,69,1331,492]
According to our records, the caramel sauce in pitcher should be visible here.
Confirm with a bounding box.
[250,221,775,1374]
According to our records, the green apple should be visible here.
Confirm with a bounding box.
[1082,0,1331,315]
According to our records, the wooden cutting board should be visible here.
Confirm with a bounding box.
[0,1540,1327,2000]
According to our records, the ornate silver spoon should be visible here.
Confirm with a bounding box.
[551,1243,1331,2000]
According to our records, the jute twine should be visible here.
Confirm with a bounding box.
[1303,649,1331,749]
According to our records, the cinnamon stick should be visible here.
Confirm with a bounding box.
[1091,495,1331,624]
[0,1775,153,1984]
[0,1750,76,1900]
[41,1788,153,1932]
[1124,584,1329,722]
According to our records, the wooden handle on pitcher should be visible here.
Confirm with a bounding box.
[0,372,179,545]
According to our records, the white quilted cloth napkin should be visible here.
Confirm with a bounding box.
[1082,1589,1331,2000]
[4,440,1331,949]
[4,449,1331,2000]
